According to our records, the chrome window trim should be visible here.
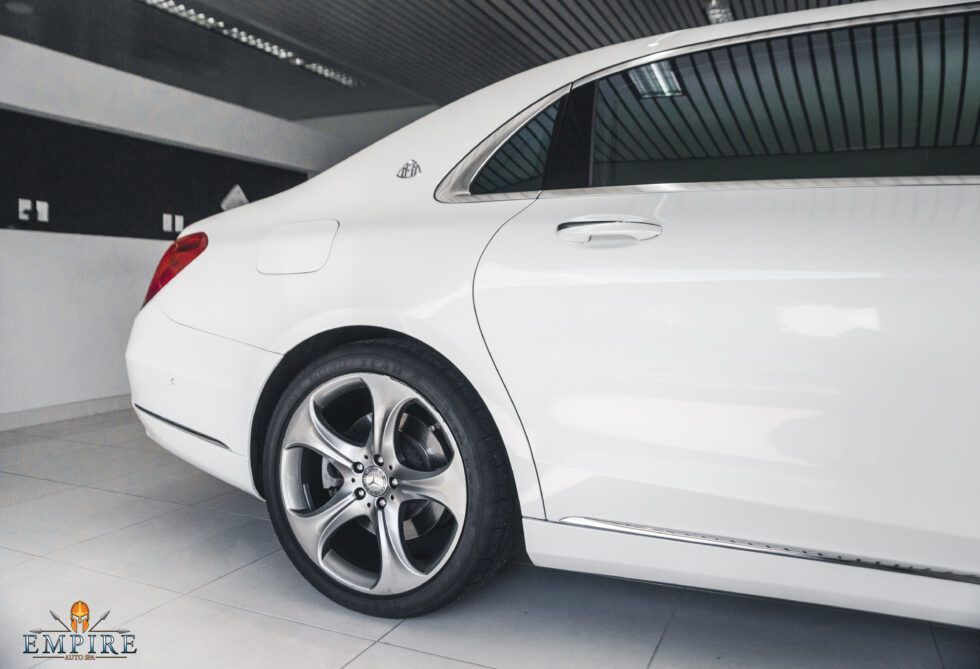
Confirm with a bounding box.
[434,85,569,203]
[435,2,980,204]
[572,2,980,90]
[539,175,980,199]
[561,517,980,585]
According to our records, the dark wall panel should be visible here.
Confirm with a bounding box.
[1,108,306,240]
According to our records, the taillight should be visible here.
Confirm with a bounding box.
[143,232,208,306]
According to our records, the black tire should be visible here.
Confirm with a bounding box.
[263,338,520,617]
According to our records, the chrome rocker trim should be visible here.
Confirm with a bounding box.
[561,517,980,586]
[133,404,229,450]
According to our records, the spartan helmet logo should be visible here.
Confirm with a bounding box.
[70,601,90,633]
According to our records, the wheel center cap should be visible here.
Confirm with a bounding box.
[362,465,388,497]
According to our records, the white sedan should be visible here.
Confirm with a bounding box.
[127,0,980,626]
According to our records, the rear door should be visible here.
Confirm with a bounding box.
[475,8,980,575]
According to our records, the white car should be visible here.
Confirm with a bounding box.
[127,0,980,626]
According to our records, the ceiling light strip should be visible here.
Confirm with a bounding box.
[139,0,359,87]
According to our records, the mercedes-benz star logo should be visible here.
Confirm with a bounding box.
[362,465,389,497]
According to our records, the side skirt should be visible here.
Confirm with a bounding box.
[522,518,980,629]
[561,516,980,586]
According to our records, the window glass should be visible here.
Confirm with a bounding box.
[470,100,561,195]
[592,11,980,187]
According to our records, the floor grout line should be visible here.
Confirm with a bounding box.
[185,591,384,643]
[336,618,410,668]
[928,622,947,669]
[17,426,143,444]
[39,554,187,595]
[0,473,185,507]
[183,549,282,597]
[338,639,379,668]
[38,502,278,565]
[376,617,407,643]
[0,452,180,486]
[33,503,193,557]
[646,589,683,669]
[373,640,497,668]
[0,467,252,515]
[0,477,76,510]
[110,588,186,632]
[77,479,243,509]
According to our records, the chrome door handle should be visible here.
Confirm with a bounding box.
[556,220,663,244]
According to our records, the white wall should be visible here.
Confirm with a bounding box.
[298,105,438,163]
[0,230,166,417]
[0,36,428,427]
[0,36,343,173]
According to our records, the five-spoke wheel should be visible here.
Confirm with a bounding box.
[278,372,467,595]
[265,341,519,616]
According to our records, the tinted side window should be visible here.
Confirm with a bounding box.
[592,11,980,187]
[471,100,561,195]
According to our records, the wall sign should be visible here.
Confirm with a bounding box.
[1,108,306,240]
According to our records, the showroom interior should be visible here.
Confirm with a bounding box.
[1,0,978,667]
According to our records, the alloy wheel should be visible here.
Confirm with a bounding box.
[278,373,467,595]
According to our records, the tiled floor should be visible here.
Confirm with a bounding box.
[0,409,976,668]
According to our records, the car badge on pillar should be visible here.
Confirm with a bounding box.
[396,159,421,178]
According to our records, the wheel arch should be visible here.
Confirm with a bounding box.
[249,325,544,520]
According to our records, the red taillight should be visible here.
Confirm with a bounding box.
[143,232,208,306]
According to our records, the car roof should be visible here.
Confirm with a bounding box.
[313,0,974,200]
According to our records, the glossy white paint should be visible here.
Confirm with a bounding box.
[127,303,278,492]
[256,219,339,275]
[126,0,980,628]
[475,185,980,580]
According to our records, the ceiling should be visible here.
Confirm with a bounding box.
[1,0,870,120]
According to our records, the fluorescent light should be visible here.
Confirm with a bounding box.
[139,0,359,88]
[628,62,683,98]
[4,1,35,15]
[706,0,734,25]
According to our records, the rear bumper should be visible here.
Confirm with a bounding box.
[125,303,281,495]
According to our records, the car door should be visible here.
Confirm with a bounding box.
[474,8,980,575]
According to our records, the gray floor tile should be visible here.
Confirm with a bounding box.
[193,488,268,519]
[0,547,35,570]
[0,430,47,448]
[0,438,92,469]
[129,596,371,668]
[386,564,680,669]
[933,624,980,669]
[3,443,175,486]
[0,472,71,508]
[61,421,149,446]
[47,506,280,592]
[91,459,233,505]
[0,557,178,669]
[21,409,137,440]
[194,550,398,639]
[0,411,970,669]
[649,590,942,669]
[0,486,178,554]
[348,643,488,668]
[109,434,168,452]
